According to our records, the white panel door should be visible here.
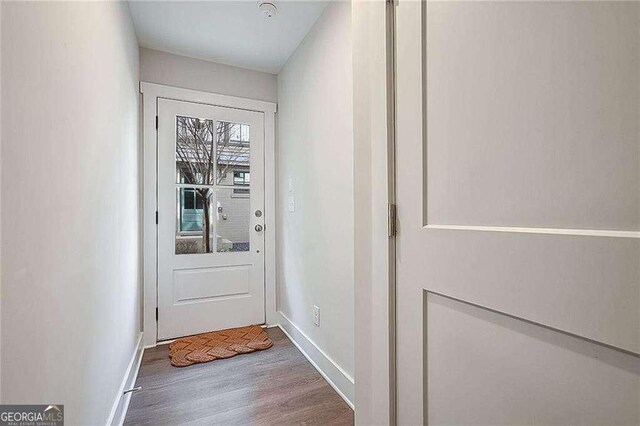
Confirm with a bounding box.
[157,98,265,340]
[395,1,639,424]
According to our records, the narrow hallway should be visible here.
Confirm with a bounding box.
[125,328,353,425]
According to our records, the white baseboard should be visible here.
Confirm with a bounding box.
[277,312,354,409]
[107,332,145,426]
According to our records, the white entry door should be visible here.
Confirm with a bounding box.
[395,1,639,425]
[157,98,265,340]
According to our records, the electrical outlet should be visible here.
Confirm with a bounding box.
[288,196,295,213]
[313,305,320,327]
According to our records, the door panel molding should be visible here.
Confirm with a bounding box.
[424,224,639,239]
[420,1,640,233]
[426,290,640,358]
[424,291,640,425]
[419,0,640,239]
[140,82,277,347]
[173,265,251,303]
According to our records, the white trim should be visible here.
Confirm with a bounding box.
[140,82,276,113]
[141,86,158,347]
[425,224,640,239]
[277,312,355,410]
[147,340,172,348]
[264,110,277,325]
[107,333,144,426]
[353,1,396,424]
[141,82,278,347]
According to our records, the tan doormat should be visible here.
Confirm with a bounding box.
[169,325,273,367]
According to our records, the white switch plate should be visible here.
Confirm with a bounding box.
[313,305,320,327]
[288,176,294,192]
[288,196,295,212]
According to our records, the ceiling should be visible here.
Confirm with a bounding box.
[128,1,329,74]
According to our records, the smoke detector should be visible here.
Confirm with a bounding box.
[258,1,277,18]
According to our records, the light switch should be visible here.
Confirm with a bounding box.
[288,196,295,213]
[288,176,294,192]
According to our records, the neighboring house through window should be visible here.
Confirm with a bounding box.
[233,171,250,185]
[233,171,250,196]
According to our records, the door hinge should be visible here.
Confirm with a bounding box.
[155,211,158,224]
[155,116,158,130]
[388,203,397,237]
[155,307,159,321]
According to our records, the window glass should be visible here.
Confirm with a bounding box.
[176,116,215,185]
[216,122,250,186]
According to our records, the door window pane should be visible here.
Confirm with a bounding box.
[176,187,214,255]
[216,122,250,186]
[176,116,215,185]
[215,187,250,252]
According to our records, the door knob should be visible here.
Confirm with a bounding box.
[255,224,263,232]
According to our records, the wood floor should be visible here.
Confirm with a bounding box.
[124,327,354,425]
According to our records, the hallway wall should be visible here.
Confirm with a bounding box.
[1,2,141,424]
[140,48,277,103]
[276,1,354,404]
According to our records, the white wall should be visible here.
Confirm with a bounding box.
[276,1,354,404]
[140,47,277,103]
[1,2,141,424]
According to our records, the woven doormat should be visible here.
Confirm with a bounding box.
[169,325,273,367]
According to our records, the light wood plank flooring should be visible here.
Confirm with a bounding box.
[124,327,354,425]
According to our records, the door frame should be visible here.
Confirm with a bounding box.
[140,82,277,347]
[352,0,397,424]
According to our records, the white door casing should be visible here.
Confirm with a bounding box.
[395,1,639,425]
[157,98,265,340]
